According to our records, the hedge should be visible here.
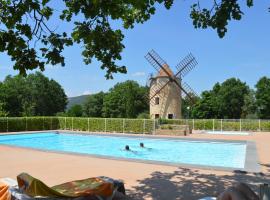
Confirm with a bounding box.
[1,117,270,133]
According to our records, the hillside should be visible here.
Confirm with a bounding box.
[67,95,90,109]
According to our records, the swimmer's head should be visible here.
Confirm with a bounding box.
[140,143,144,148]
[125,145,130,151]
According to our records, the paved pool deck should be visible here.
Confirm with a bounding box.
[0,131,270,200]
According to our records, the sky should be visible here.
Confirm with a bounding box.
[0,1,270,97]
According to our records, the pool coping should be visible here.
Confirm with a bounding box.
[0,130,261,173]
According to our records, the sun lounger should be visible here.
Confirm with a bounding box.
[260,183,270,200]
[1,173,125,200]
[199,183,270,200]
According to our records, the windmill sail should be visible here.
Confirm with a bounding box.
[175,53,198,78]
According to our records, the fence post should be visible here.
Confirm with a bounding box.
[192,119,195,130]
[43,116,45,130]
[259,119,261,132]
[50,117,53,130]
[240,119,242,132]
[153,119,156,135]
[221,119,223,131]
[72,117,73,131]
[25,117,28,131]
[143,119,146,134]
[213,119,215,131]
[64,117,67,130]
[6,117,8,132]
[88,118,90,132]
[122,119,125,133]
[104,118,107,132]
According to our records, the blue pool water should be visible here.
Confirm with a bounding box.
[0,132,247,169]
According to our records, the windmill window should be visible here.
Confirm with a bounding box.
[168,114,173,119]
[155,97,159,105]
[155,114,160,119]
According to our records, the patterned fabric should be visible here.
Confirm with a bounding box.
[260,184,270,200]
[17,173,114,199]
[0,182,11,200]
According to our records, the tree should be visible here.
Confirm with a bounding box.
[1,75,29,116]
[102,80,148,118]
[255,77,270,119]
[192,78,249,119]
[83,92,105,117]
[241,89,257,118]
[67,104,83,117]
[0,1,261,78]
[0,72,67,116]
[217,78,249,119]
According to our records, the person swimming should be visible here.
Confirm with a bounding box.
[125,145,130,151]
[139,142,152,150]
[124,145,138,154]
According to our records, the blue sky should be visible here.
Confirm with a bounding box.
[0,1,270,97]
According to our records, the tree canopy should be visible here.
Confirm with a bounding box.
[255,77,270,119]
[83,92,105,117]
[67,104,83,117]
[102,80,148,118]
[0,72,67,116]
[192,78,250,119]
[0,0,262,78]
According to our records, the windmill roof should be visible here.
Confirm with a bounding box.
[157,64,174,77]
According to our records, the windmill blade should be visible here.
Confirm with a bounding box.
[149,80,170,101]
[145,50,173,78]
[175,53,198,78]
[181,82,199,103]
[144,79,171,106]
[171,79,197,103]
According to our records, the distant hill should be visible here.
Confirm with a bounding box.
[67,95,90,110]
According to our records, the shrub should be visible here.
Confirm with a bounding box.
[1,117,270,133]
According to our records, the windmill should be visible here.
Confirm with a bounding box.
[145,50,198,119]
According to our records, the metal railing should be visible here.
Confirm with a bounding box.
[1,117,270,133]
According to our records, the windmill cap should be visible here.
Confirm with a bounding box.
[157,64,174,77]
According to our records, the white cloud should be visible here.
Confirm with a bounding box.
[82,90,91,95]
[132,72,146,77]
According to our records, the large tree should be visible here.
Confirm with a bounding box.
[83,92,105,117]
[67,104,83,117]
[192,78,249,119]
[0,72,67,116]
[0,1,262,78]
[102,80,148,118]
[255,77,270,119]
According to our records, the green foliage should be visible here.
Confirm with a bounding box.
[102,80,148,118]
[0,0,174,78]
[0,102,8,117]
[190,1,255,38]
[0,1,261,77]
[0,117,59,132]
[137,112,150,119]
[0,72,67,116]
[255,77,270,119]
[1,117,270,133]
[67,104,83,117]
[192,78,249,119]
[83,92,105,117]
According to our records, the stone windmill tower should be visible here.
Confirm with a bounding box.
[145,50,198,119]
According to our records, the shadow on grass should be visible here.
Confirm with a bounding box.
[126,167,270,200]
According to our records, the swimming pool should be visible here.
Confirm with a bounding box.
[205,131,250,135]
[0,132,249,170]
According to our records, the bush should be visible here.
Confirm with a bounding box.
[1,117,270,133]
